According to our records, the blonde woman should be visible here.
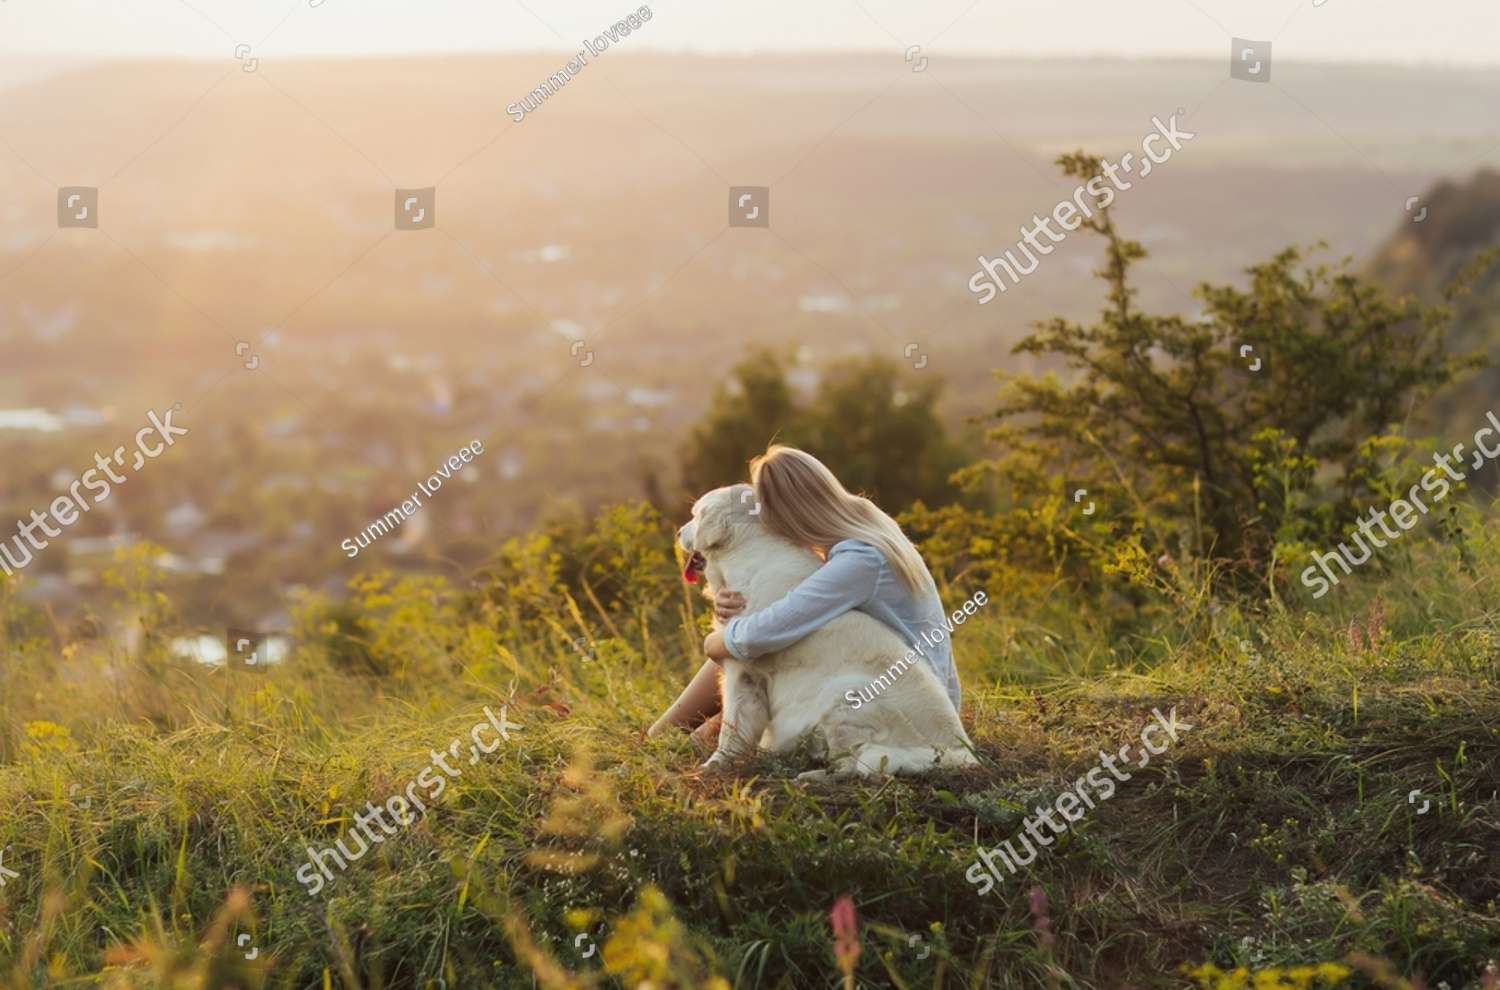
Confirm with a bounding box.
[649,445,962,745]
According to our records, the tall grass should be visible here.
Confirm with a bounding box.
[0,505,1497,988]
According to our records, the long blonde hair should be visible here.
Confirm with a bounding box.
[749,445,935,596]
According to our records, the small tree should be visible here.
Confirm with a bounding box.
[679,351,967,514]
[803,358,968,513]
[970,151,1483,589]
[679,350,805,497]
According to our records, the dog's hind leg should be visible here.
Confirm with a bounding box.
[702,665,770,770]
[796,748,865,782]
[937,745,979,769]
[794,715,871,781]
[844,744,953,777]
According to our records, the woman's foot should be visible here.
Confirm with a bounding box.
[690,714,722,762]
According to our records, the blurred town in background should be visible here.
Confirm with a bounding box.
[2,49,1498,646]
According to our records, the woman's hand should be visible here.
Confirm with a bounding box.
[714,589,746,621]
[703,630,732,663]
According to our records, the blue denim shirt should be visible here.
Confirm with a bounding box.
[722,539,962,712]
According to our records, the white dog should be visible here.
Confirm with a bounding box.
[678,484,978,778]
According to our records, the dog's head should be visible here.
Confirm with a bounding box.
[677,483,760,583]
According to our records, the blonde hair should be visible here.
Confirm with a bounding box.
[749,445,935,596]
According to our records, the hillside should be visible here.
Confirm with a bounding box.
[1,490,1498,987]
[1371,169,1500,435]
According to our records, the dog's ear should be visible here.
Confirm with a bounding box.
[694,494,736,552]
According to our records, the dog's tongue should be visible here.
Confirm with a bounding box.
[683,551,706,583]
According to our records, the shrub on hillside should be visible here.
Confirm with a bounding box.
[956,152,1485,600]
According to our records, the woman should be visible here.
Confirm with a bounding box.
[648,445,962,746]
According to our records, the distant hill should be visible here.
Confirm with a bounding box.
[1371,169,1500,434]
[4,53,1500,621]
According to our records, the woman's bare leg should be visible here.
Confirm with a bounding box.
[647,660,723,737]
[689,714,723,760]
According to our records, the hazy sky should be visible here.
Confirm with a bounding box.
[0,0,1496,66]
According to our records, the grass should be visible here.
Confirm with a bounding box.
[0,533,1498,989]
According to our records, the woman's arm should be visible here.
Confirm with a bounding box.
[717,542,883,661]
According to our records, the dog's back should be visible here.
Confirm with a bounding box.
[709,528,975,770]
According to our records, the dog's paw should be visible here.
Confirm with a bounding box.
[699,753,731,772]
